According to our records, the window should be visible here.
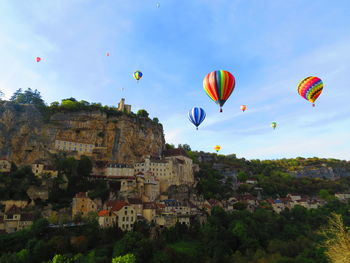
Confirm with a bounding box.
[131,210,134,214]
[125,211,127,215]
[123,217,125,221]
[126,217,129,221]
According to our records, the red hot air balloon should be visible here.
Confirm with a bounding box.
[240,105,247,112]
[203,70,235,112]
[36,57,41,62]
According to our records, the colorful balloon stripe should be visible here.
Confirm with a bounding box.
[203,70,235,111]
[297,76,323,104]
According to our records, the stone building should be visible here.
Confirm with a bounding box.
[98,210,117,228]
[72,192,98,217]
[54,139,95,156]
[31,163,58,177]
[106,200,136,231]
[3,205,34,233]
[0,159,11,173]
[117,98,131,113]
[134,149,194,193]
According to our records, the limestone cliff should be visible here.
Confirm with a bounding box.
[0,102,165,165]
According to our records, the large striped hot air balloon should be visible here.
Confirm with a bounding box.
[188,107,206,130]
[297,76,323,107]
[203,70,235,112]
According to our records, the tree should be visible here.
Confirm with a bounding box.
[0,90,4,100]
[112,254,136,263]
[320,213,350,263]
[152,117,159,123]
[136,109,149,118]
[178,144,191,151]
[319,189,333,201]
[10,88,45,107]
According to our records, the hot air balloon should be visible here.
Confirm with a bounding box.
[214,145,221,152]
[188,107,206,130]
[36,57,41,62]
[271,122,277,129]
[297,76,323,107]
[241,105,247,112]
[106,52,110,56]
[203,70,235,112]
[133,70,143,83]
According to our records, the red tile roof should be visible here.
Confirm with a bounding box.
[106,200,129,212]
[98,210,110,217]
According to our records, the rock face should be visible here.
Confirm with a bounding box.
[290,166,350,179]
[0,102,165,165]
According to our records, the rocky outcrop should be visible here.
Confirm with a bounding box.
[290,166,350,179]
[0,102,165,166]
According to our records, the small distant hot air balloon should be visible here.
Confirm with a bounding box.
[240,105,247,112]
[203,70,235,112]
[106,52,110,56]
[271,122,277,130]
[36,57,41,62]
[214,145,221,153]
[156,3,160,8]
[133,70,143,83]
[188,107,206,130]
[297,76,323,107]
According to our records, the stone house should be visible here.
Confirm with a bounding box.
[127,198,143,217]
[3,205,34,233]
[142,202,157,223]
[72,192,98,217]
[0,159,11,173]
[31,163,58,177]
[98,210,117,228]
[106,200,136,231]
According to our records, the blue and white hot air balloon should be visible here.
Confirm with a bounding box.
[188,107,206,130]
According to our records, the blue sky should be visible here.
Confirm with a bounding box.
[0,0,349,160]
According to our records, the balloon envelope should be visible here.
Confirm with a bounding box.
[133,70,143,81]
[36,57,41,62]
[297,76,323,105]
[271,122,277,129]
[203,70,235,112]
[188,107,206,130]
[241,105,246,112]
[106,52,110,56]
[214,145,221,152]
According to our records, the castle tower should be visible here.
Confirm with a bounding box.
[117,98,125,111]
[117,98,131,113]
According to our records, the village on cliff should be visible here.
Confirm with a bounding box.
[0,99,349,235]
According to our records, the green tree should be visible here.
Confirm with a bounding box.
[112,254,136,263]
[152,117,159,123]
[319,189,333,201]
[10,88,45,107]
[136,109,149,118]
